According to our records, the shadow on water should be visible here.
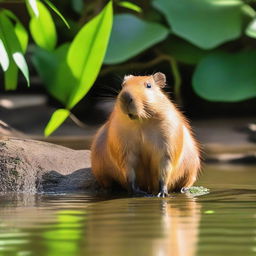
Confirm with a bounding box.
[0,164,255,256]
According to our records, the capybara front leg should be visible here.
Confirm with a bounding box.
[157,158,172,197]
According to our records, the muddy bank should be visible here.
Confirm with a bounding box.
[0,136,97,193]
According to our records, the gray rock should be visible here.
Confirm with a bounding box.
[0,136,98,193]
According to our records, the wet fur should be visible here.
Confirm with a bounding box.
[91,74,200,194]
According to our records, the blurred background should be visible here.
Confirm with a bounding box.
[0,0,255,162]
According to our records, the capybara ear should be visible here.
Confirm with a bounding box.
[153,72,166,88]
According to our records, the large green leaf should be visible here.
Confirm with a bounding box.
[0,13,29,89]
[26,0,39,17]
[0,39,9,72]
[13,52,29,86]
[32,47,58,92]
[71,0,84,14]
[67,1,113,109]
[43,0,70,29]
[32,44,76,104]
[4,59,18,90]
[153,0,254,49]
[192,51,256,102]
[44,109,70,137]
[2,9,28,53]
[104,14,169,64]
[29,0,57,50]
[246,18,256,38]
[162,36,210,65]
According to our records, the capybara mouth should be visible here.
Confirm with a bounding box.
[128,113,138,120]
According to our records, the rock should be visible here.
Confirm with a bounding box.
[0,136,97,193]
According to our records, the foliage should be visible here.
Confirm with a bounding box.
[1,0,256,135]
[33,1,113,135]
[0,10,29,89]
[193,51,256,101]
[103,0,256,103]
[153,0,251,49]
[104,14,169,64]
[1,0,113,135]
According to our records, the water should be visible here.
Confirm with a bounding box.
[0,164,255,256]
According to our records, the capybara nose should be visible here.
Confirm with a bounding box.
[120,91,133,105]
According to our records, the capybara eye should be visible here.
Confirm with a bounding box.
[146,83,151,88]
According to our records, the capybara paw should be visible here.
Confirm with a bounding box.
[181,187,189,193]
[157,188,169,198]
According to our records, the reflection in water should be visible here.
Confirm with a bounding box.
[0,194,88,256]
[42,210,84,256]
[153,199,200,256]
[84,196,201,256]
[0,165,255,256]
[0,193,201,256]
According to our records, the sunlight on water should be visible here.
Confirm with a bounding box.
[0,164,255,256]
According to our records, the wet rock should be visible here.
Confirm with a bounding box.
[0,136,97,193]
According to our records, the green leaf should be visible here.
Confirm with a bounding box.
[71,0,84,14]
[153,0,253,49]
[43,0,70,29]
[44,109,70,136]
[32,44,77,104]
[13,52,30,87]
[0,13,30,88]
[4,60,18,90]
[2,9,28,53]
[0,39,9,71]
[162,36,210,65]
[67,1,113,109]
[192,51,256,102]
[118,1,142,13]
[104,14,169,64]
[32,46,58,91]
[26,0,39,17]
[246,18,256,38]
[29,1,57,50]
[14,22,28,53]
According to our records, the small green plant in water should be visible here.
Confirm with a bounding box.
[186,186,209,196]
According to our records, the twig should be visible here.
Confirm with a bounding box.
[168,57,182,105]
[69,112,89,129]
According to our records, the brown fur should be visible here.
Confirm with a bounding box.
[91,73,200,195]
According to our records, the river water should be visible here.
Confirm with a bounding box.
[0,164,255,256]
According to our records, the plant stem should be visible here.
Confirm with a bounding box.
[168,57,182,105]
[69,112,90,129]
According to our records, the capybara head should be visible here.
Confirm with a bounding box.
[118,72,167,120]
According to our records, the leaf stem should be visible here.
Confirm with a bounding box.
[69,112,90,129]
[168,56,182,105]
